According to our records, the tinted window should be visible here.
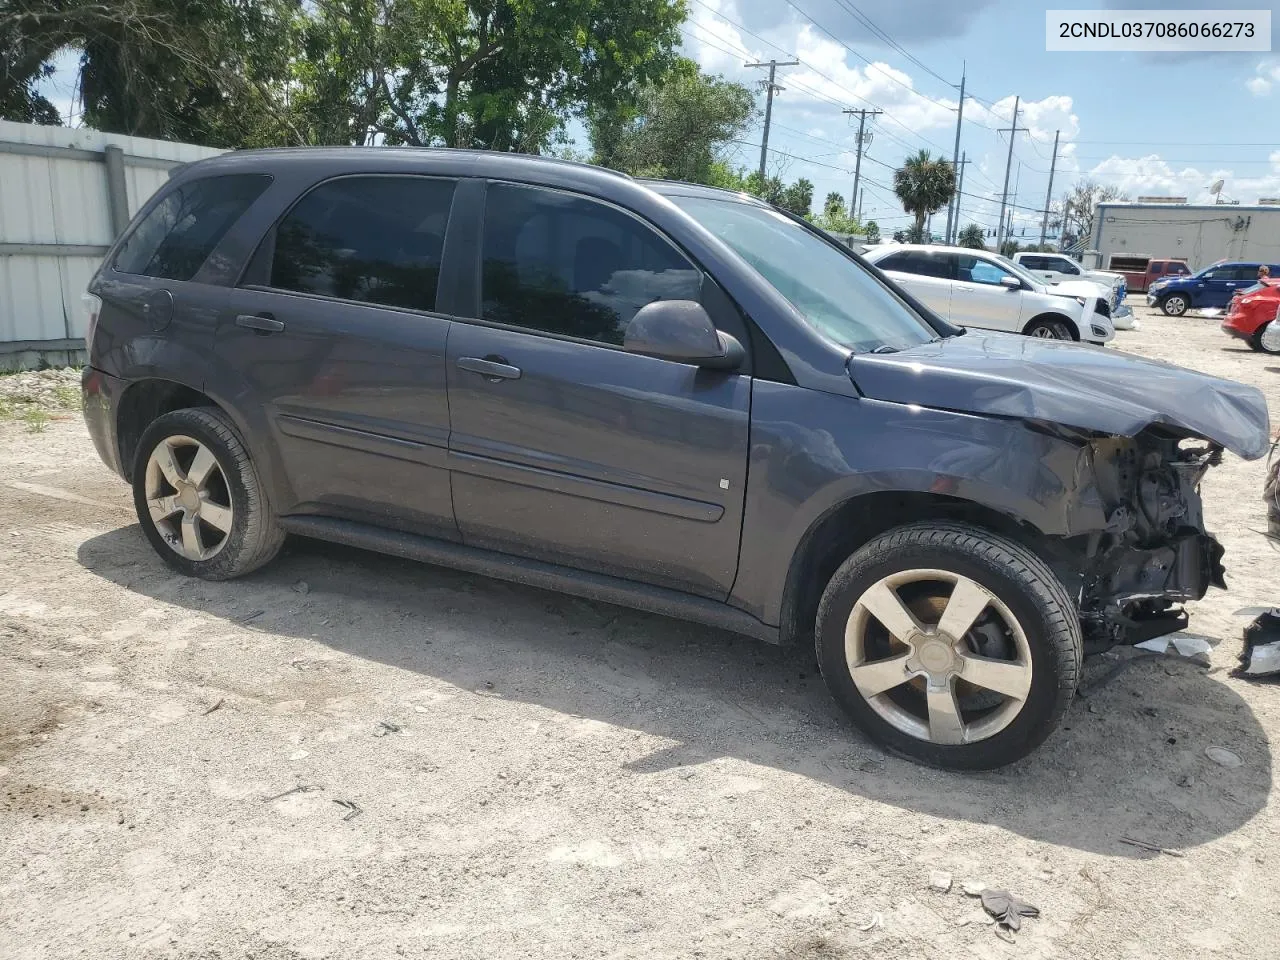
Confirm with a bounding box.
[481,183,701,345]
[270,176,456,312]
[114,174,270,281]
[1150,263,1163,274]
[1052,258,1080,274]
[1020,255,1047,270]
[878,251,949,279]
[875,252,912,272]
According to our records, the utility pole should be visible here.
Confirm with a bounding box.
[856,187,864,221]
[1039,129,1060,249]
[944,66,965,244]
[746,59,799,184]
[995,96,1027,255]
[842,107,883,218]
[952,152,969,241]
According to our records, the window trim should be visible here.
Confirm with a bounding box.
[110,172,273,283]
[238,172,460,318]
[461,178,747,362]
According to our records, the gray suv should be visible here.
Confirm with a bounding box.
[82,149,1270,769]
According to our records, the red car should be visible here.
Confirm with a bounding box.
[1222,279,1280,353]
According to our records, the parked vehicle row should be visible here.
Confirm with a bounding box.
[81,149,1269,769]
[1011,251,1128,308]
[863,244,1115,343]
[1149,260,1280,316]
[1221,279,1280,353]
[1106,255,1189,293]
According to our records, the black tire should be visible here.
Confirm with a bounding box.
[1023,317,1074,340]
[1249,321,1280,354]
[1160,293,1189,317]
[815,522,1082,770]
[132,407,285,580]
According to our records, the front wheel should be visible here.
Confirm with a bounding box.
[815,523,1082,770]
[1024,318,1073,340]
[1160,293,1189,316]
[132,407,285,580]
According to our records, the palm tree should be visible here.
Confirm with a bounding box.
[957,223,986,249]
[893,150,956,240]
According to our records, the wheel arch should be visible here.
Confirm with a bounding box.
[116,378,218,483]
[776,490,1065,649]
[1022,312,1080,340]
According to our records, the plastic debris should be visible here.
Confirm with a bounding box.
[1119,836,1184,857]
[288,750,309,761]
[1133,634,1213,666]
[1233,610,1280,678]
[373,720,402,737]
[928,870,952,893]
[979,889,1039,932]
[1205,745,1243,769]
[264,784,322,803]
[956,909,995,927]
[961,880,987,897]
[201,697,224,716]
[856,912,883,932]
[333,798,363,821]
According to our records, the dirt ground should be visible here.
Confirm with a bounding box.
[2,302,1278,960]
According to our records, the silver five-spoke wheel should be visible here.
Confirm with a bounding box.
[845,568,1033,746]
[144,435,234,561]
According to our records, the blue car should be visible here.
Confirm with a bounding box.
[1147,261,1280,316]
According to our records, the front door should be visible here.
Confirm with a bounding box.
[951,254,1025,332]
[446,182,751,600]
[214,175,461,539]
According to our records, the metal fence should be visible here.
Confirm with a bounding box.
[0,120,224,371]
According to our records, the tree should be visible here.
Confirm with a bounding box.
[778,177,814,217]
[588,58,755,183]
[893,149,956,238]
[864,220,880,243]
[1059,179,1127,249]
[957,223,986,249]
[823,191,845,218]
[999,239,1019,257]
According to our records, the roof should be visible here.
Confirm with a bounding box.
[863,243,995,256]
[1097,201,1280,214]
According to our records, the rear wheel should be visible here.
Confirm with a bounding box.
[1024,318,1073,340]
[815,523,1082,770]
[1248,321,1280,354]
[132,407,284,580]
[1160,293,1189,316]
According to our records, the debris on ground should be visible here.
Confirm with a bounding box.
[373,720,402,737]
[979,889,1040,932]
[333,798,363,821]
[201,697,225,716]
[292,580,310,595]
[1233,610,1280,679]
[1119,836,1184,857]
[1134,634,1214,666]
[856,912,883,933]
[264,785,323,803]
[1205,745,1244,768]
[956,909,995,927]
[928,870,953,893]
[961,880,987,897]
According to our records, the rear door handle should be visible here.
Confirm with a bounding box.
[236,313,285,333]
[457,356,521,381]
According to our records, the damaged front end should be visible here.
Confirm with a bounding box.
[1076,432,1226,652]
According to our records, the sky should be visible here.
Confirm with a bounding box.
[34,0,1280,240]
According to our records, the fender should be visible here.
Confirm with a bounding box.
[728,382,1108,626]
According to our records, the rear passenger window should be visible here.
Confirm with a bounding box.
[269,176,456,312]
[480,183,701,345]
[1021,256,1045,270]
[114,174,270,281]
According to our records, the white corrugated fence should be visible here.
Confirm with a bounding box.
[0,120,224,370]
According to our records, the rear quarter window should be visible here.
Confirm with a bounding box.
[114,174,271,281]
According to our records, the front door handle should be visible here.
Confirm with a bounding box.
[457,356,521,381]
[236,313,285,334]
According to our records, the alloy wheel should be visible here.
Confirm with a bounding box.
[144,435,234,561]
[844,569,1033,745]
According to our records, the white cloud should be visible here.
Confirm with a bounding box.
[1247,61,1280,97]
[1087,152,1280,204]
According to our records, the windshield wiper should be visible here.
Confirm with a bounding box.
[870,344,899,354]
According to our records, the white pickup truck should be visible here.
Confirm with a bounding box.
[1012,252,1134,329]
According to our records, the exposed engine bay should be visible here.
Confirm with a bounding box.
[1076,432,1225,653]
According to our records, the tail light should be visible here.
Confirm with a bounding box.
[82,292,102,351]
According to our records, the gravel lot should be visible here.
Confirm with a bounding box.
[2,302,1278,959]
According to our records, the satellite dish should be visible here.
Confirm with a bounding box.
[1209,179,1225,195]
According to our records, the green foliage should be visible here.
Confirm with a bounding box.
[903,223,926,244]
[777,177,814,218]
[999,239,1020,257]
[956,224,986,249]
[23,408,48,433]
[864,220,880,243]
[588,58,755,183]
[893,149,956,237]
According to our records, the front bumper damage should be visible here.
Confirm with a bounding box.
[1074,433,1225,652]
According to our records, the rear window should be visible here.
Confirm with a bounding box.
[268,176,457,312]
[114,174,270,281]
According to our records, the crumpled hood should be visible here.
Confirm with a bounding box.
[849,332,1271,459]
[1047,279,1108,300]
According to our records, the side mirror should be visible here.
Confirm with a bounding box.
[623,300,744,371]
[1000,275,1022,290]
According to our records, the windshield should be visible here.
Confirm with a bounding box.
[997,255,1046,288]
[668,194,938,353]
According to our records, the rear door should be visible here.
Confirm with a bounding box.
[214,175,460,539]
[874,251,952,316]
[445,181,751,600]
